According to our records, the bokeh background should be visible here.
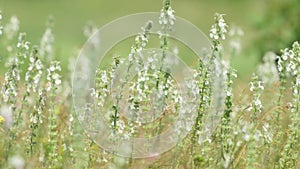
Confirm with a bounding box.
[1,0,299,80]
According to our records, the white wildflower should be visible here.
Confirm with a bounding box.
[40,28,54,61]
[83,21,98,38]
[278,42,300,77]
[281,48,289,61]
[159,0,175,30]
[258,52,279,84]
[159,6,175,26]
[1,57,21,104]
[228,25,243,54]
[210,13,228,40]
[95,70,111,107]
[46,61,62,91]
[25,51,44,93]
[262,123,273,143]
[258,81,264,90]
[17,33,30,52]
[4,16,19,40]
[249,82,254,92]
[249,74,264,114]
[127,21,152,71]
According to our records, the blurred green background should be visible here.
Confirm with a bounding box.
[1,0,299,80]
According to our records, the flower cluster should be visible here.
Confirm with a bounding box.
[225,68,237,98]
[94,70,110,107]
[261,122,273,144]
[277,41,300,105]
[30,89,46,125]
[248,74,264,120]
[16,33,31,59]
[210,13,228,41]
[101,22,152,134]
[46,61,62,91]
[94,57,120,107]
[258,52,279,85]
[209,13,228,66]
[17,33,30,51]
[26,88,47,155]
[4,16,19,40]
[1,56,21,106]
[83,21,98,38]
[228,25,244,55]
[158,0,175,29]
[277,41,300,76]
[174,77,198,135]
[110,119,134,140]
[83,21,99,48]
[40,27,54,61]
[25,49,44,93]
[158,0,175,66]
[128,54,179,125]
[194,62,212,112]
[128,21,152,65]
[94,57,136,140]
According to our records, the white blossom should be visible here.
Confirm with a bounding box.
[83,21,98,38]
[258,52,279,84]
[46,61,62,91]
[249,74,264,114]
[128,21,152,71]
[277,42,300,78]
[210,13,228,40]
[159,6,175,26]
[4,16,19,40]
[228,25,243,54]
[25,52,44,93]
[262,123,273,143]
[40,28,54,61]
[17,33,30,52]
[1,57,21,104]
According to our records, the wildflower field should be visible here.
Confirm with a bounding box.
[0,0,300,168]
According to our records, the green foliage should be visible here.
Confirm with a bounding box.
[254,0,300,56]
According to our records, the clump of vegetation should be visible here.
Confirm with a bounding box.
[0,0,300,168]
